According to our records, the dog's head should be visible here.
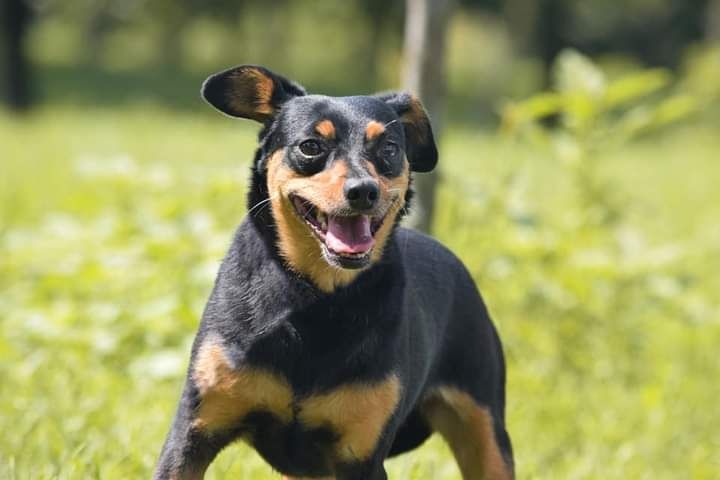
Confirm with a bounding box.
[202,65,437,291]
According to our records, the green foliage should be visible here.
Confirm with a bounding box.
[501,49,712,227]
[1,74,719,478]
[502,49,704,152]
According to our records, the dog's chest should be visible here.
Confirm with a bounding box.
[191,340,400,465]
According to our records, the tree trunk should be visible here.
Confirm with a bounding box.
[503,0,541,57]
[401,0,453,233]
[1,0,33,111]
[536,0,569,88]
[708,0,720,40]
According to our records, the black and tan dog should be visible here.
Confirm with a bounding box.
[154,65,513,480]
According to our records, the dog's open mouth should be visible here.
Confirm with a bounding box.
[290,195,384,269]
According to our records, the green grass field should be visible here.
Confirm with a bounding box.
[1,104,719,479]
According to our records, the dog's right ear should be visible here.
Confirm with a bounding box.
[375,92,438,173]
[201,65,306,122]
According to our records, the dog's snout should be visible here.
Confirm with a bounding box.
[344,178,379,210]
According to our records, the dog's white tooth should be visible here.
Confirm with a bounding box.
[318,212,327,230]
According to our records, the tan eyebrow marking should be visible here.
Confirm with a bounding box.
[315,120,336,139]
[365,120,386,140]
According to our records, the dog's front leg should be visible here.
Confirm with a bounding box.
[333,427,400,480]
[335,458,388,480]
[338,464,388,480]
[153,382,230,480]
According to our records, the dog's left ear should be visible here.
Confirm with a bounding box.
[376,92,438,173]
[201,65,306,122]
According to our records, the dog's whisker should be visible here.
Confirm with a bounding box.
[247,196,277,216]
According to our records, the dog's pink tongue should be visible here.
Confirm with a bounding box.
[326,215,374,254]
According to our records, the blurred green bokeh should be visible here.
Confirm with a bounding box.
[1,1,720,478]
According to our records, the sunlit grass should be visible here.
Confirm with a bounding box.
[1,105,718,479]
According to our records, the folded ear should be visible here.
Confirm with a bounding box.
[201,65,306,122]
[376,92,438,173]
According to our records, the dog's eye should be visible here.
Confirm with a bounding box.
[299,140,323,157]
[380,142,399,159]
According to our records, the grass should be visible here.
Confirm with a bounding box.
[1,103,718,479]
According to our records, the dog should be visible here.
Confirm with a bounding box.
[154,65,514,480]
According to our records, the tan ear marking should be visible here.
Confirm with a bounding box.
[365,120,386,140]
[401,97,429,143]
[315,120,336,140]
[227,67,275,119]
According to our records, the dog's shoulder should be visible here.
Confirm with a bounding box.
[391,226,487,316]
[393,226,468,276]
[198,218,308,334]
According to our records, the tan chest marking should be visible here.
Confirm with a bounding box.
[192,340,401,461]
[192,340,293,430]
[299,374,401,462]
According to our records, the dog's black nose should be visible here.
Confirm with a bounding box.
[344,178,380,210]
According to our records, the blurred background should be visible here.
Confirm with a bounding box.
[1,0,719,478]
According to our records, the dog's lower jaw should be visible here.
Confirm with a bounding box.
[276,198,403,292]
[276,195,405,292]
[320,243,372,270]
[270,197,362,293]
